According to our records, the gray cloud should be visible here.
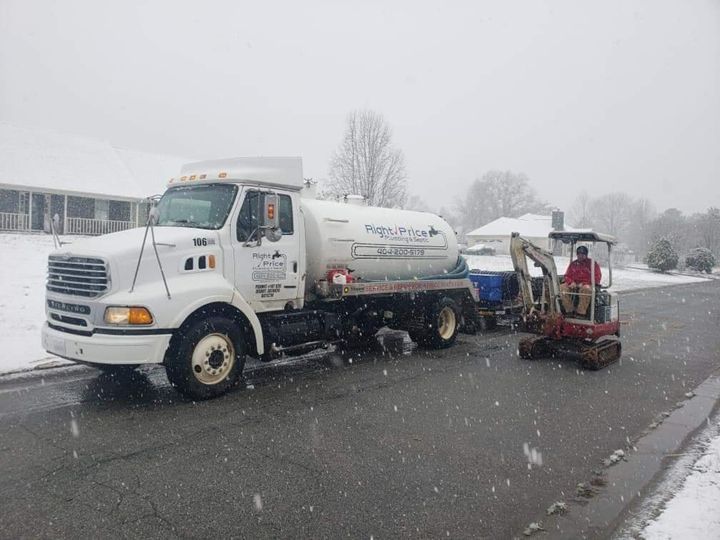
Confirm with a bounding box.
[1,0,718,213]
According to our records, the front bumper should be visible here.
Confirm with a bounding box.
[41,323,173,366]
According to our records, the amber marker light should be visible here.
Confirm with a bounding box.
[208,255,216,269]
[267,203,276,220]
[129,307,154,325]
[218,172,227,178]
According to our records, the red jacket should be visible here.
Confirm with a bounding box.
[564,258,602,286]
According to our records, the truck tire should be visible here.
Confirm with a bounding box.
[410,297,460,349]
[165,315,245,400]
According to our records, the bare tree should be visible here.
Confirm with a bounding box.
[482,170,548,219]
[693,207,720,255]
[455,170,547,235]
[625,197,656,256]
[569,191,593,228]
[403,195,431,212]
[590,192,634,238]
[648,208,691,253]
[455,179,493,234]
[569,192,656,259]
[328,110,407,207]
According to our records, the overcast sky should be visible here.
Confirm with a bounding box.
[1,0,718,215]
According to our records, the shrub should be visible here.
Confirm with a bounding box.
[685,247,716,273]
[645,238,679,272]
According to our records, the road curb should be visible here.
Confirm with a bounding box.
[522,370,720,540]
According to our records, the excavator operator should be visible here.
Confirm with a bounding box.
[560,245,602,317]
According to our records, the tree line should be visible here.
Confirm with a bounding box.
[568,192,720,262]
[323,109,718,264]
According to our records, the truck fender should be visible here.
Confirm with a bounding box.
[167,291,264,356]
[229,289,265,355]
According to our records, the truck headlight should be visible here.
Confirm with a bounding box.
[104,306,154,325]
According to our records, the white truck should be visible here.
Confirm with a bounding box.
[42,157,479,399]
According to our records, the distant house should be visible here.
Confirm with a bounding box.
[0,122,187,235]
[466,213,569,255]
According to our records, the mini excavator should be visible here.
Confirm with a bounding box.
[509,231,622,370]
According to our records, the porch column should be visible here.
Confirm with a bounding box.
[28,190,33,231]
[63,194,68,235]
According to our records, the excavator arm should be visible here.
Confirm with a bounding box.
[509,232,562,317]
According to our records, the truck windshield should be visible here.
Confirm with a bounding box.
[155,184,238,230]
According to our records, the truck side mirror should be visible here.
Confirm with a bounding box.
[262,194,279,229]
[262,194,282,242]
[148,207,160,225]
[265,227,283,242]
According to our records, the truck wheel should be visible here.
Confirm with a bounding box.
[411,297,460,349]
[165,316,245,400]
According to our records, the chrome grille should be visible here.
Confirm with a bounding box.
[47,256,109,298]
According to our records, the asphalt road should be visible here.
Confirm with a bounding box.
[1,281,719,539]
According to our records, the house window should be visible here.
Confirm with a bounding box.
[0,189,19,213]
[95,200,109,221]
[67,196,95,219]
[18,192,29,214]
[109,201,131,222]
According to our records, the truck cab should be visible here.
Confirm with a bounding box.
[42,158,305,396]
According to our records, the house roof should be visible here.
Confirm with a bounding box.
[0,122,187,200]
[467,213,562,238]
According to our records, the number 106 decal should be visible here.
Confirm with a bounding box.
[193,238,215,246]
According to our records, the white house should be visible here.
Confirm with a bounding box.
[466,213,566,255]
[0,122,187,235]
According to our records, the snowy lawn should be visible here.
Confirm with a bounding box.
[1,233,72,373]
[464,254,712,291]
[640,429,720,539]
[0,237,715,376]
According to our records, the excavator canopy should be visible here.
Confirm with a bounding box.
[549,230,617,245]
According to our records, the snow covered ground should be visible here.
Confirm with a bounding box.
[615,416,720,540]
[0,233,70,373]
[641,427,720,539]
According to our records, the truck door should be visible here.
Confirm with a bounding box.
[233,188,301,311]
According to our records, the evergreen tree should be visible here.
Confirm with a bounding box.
[644,237,679,272]
[685,247,716,273]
